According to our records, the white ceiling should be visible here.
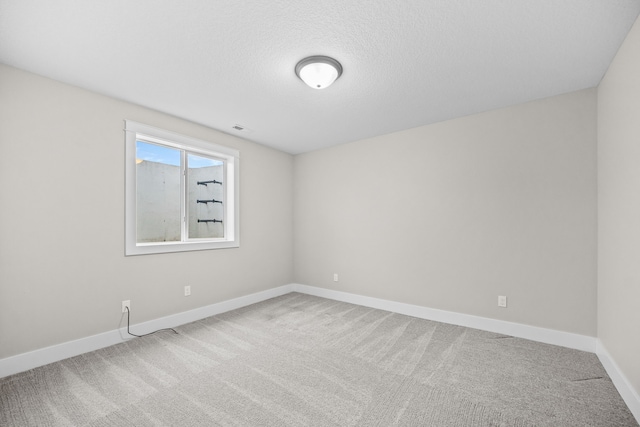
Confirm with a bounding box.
[1,1,639,154]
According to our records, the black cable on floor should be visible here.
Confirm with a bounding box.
[125,306,178,338]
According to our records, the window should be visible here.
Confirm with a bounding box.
[125,121,239,255]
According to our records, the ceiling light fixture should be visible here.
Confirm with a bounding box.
[295,56,343,90]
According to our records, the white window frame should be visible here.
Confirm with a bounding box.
[125,120,239,255]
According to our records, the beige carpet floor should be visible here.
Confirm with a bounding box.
[1,292,637,426]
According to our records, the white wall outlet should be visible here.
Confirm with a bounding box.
[122,300,131,313]
[184,285,191,296]
[333,273,339,282]
[498,295,507,308]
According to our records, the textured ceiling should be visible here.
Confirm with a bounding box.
[1,1,639,154]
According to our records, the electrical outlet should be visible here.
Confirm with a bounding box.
[333,273,339,282]
[498,296,507,308]
[184,286,191,296]
[122,300,131,313]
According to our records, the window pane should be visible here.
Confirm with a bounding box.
[136,141,181,242]
[188,153,224,239]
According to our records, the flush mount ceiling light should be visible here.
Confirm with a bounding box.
[295,56,343,90]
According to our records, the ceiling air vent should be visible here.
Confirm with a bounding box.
[231,124,252,134]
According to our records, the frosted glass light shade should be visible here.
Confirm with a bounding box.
[295,56,343,90]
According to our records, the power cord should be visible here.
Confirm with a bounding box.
[125,306,179,338]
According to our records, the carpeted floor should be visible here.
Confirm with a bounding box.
[1,293,637,426]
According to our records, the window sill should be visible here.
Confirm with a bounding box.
[126,239,240,256]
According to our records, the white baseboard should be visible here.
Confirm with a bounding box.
[4,282,636,422]
[292,284,596,353]
[0,284,294,378]
[0,328,126,380]
[2,282,636,423]
[0,283,599,378]
[596,340,640,422]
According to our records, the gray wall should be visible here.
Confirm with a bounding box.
[0,64,294,359]
[598,15,640,396]
[3,49,630,373]
[294,89,597,336]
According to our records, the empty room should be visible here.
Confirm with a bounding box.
[1,1,639,426]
